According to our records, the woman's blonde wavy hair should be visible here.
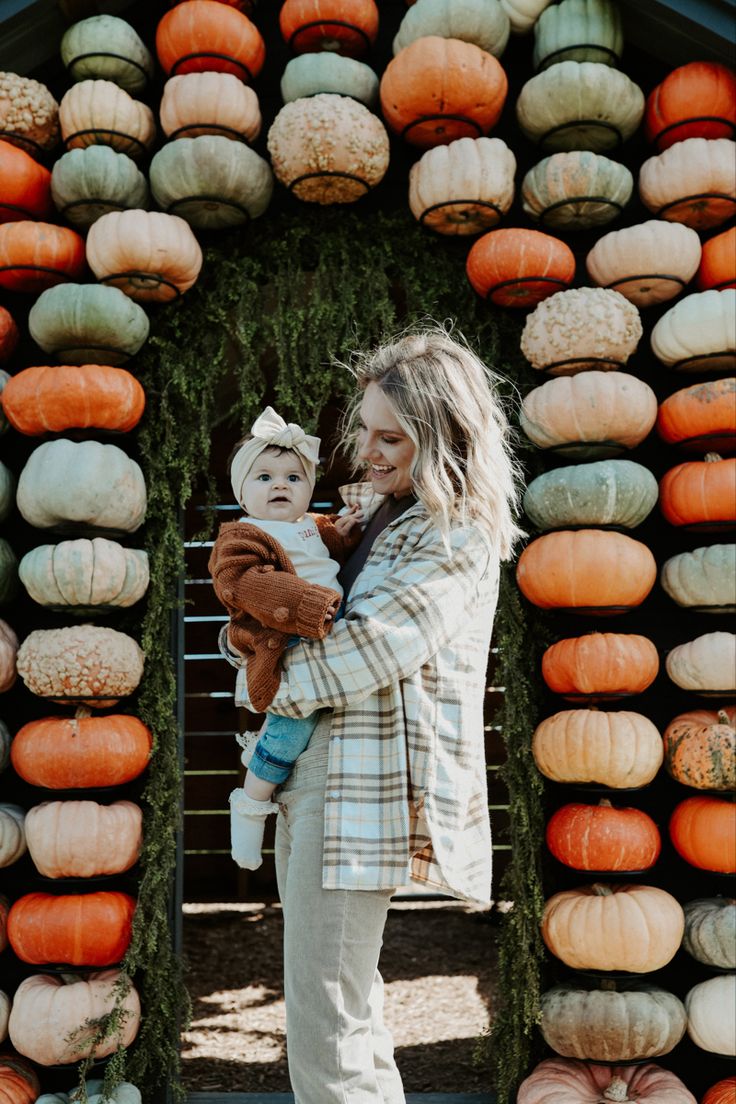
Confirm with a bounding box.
[338,324,525,560]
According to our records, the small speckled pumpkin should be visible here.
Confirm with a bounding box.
[663,707,735,792]
[16,624,145,707]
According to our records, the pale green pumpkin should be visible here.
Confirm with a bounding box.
[661,544,736,613]
[522,150,633,230]
[0,460,14,523]
[37,1080,142,1104]
[393,0,510,57]
[51,146,148,229]
[28,284,149,365]
[683,897,736,970]
[61,15,154,95]
[533,0,623,70]
[524,459,658,531]
[20,538,149,612]
[281,54,379,107]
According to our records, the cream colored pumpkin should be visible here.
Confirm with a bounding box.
[522,150,633,230]
[666,632,736,695]
[532,709,663,788]
[685,974,736,1056]
[661,544,736,613]
[24,799,142,878]
[0,804,26,868]
[639,137,736,230]
[86,209,203,303]
[160,72,262,142]
[585,221,701,308]
[59,80,155,160]
[533,0,623,70]
[650,289,736,374]
[500,0,553,34]
[520,287,643,374]
[0,989,9,1042]
[393,0,510,57]
[408,136,515,234]
[0,617,18,694]
[19,538,149,611]
[16,624,145,707]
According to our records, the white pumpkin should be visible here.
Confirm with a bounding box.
[650,289,736,373]
[666,632,736,694]
[0,804,26,868]
[639,137,736,230]
[661,545,736,613]
[19,538,149,610]
[585,221,701,308]
[520,286,643,374]
[281,54,378,106]
[393,0,510,57]
[534,0,623,70]
[685,974,736,1056]
[408,136,515,235]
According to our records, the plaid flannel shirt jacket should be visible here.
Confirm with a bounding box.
[219,483,500,905]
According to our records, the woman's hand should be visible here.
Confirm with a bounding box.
[334,504,363,536]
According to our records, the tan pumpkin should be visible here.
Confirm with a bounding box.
[520,287,643,374]
[663,707,735,791]
[541,882,684,972]
[650,289,735,374]
[532,709,663,788]
[59,80,155,160]
[656,378,736,453]
[666,631,736,696]
[0,804,26,868]
[408,136,515,235]
[521,149,633,230]
[86,209,203,303]
[661,544,736,614]
[19,538,149,611]
[683,897,736,969]
[0,618,17,694]
[517,1058,697,1104]
[685,974,736,1056]
[24,799,142,878]
[639,137,736,230]
[541,632,660,700]
[159,72,262,141]
[585,220,701,308]
[16,624,145,707]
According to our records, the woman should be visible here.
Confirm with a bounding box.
[220,325,523,1103]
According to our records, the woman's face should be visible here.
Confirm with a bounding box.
[357,382,416,499]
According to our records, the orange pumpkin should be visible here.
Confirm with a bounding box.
[656,379,736,453]
[279,0,379,57]
[659,453,736,529]
[541,632,660,700]
[0,1055,40,1104]
[466,228,575,308]
[0,221,86,293]
[546,800,661,872]
[7,890,135,966]
[663,707,736,791]
[0,139,52,223]
[380,36,507,148]
[516,530,657,614]
[645,62,736,150]
[156,0,266,82]
[670,795,736,873]
[1,363,145,435]
[698,227,736,291]
[703,1077,736,1104]
[0,308,18,365]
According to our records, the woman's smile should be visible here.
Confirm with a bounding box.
[358,382,416,498]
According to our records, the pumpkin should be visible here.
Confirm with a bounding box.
[24,799,142,878]
[703,1079,736,1104]
[0,462,12,523]
[2,363,145,436]
[150,136,273,229]
[516,530,657,614]
[8,970,140,1065]
[521,150,633,230]
[0,221,85,294]
[61,15,154,95]
[281,54,379,107]
[0,1056,40,1104]
[500,0,553,34]
[656,378,736,453]
[546,800,661,872]
[659,454,736,530]
[16,625,145,708]
[666,632,736,696]
[20,538,149,612]
[0,308,18,365]
[59,81,155,160]
[685,974,736,1056]
[156,1,266,81]
[17,439,147,533]
[683,897,736,969]
[37,1081,141,1104]
[585,221,701,308]
[663,707,735,791]
[379,36,508,148]
[51,146,148,230]
[267,94,389,204]
[517,1059,696,1104]
[279,0,378,56]
[8,891,135,966]
[540,979,686,1061]
[466,227,575,308]
[0,805,26,868]
[543,882,684,972]
[520,371,657,459]
[541,632,660,700]
[523,459,658,531]
[645,61,736,151]
[661,545,736,615]
[0,139,52,222]
[533,0,623,70]
[160,72,262,142]
[28,283,150,366]
[0,72,59,157]
[532,709,663,788]
[408,136,516,235]
[638,138,736,230]
[650,289,736,374]
[11,708,152,789]
[0,991,8,1042]
[520,287,643,374]
[698,227,736,291]
[670,795,736,873]
[393,0,510,57]
[516,60,644,152]
[0,620,17,694]
[86,209,203,303]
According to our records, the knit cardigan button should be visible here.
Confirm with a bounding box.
[273,606,289,622]
[267,636,280,649]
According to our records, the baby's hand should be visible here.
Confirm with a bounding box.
[335,504,363,535]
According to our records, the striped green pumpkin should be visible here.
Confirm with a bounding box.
[524,459,658,531]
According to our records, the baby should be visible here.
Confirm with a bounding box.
[208,407,362,870]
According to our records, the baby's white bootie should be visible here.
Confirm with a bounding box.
[229,787,276,871]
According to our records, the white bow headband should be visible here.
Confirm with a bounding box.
[230,407,321,507]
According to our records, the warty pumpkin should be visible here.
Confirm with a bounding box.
[7,891,135,966]
[0,805,26,868]
[24,798,142,878]
[698,227,736,291]
[656,378,736,453]
[663,706,735,791]
[466,227,575,307]
[0,72,59,157]
[19,538,149,611]
[533,0,623,71]
[50,146,148,230]
[408,136,516,235]
[0,138,52,223]
[659,453,736,530]
[59,80,155,160]
[546,799,661,872]
[156,0,265,80]
[670,795,736,873]
[661,544,736,614]
[0,221,86,294]
[516,1058,697,1104]
[0,619,17,694]
[666,631,736,696]
[521,149,633,230]
[682,897,736,969]
[650,288,736,373]
[86,209,203,303]
[16,624,145,707]
[393,0,510,58]
[60,14,154,95]
[523,459,658,531]
[280,0,379,56]
[585,220,701,308]
[28,283,149,366]
[0,1055,40,1104]
[532,709,663,788]
[1,363,145,435]
[639,137,736,231]
[159,72,262,142]
[645,61,736,151]
[520,286,642,374]
[541,632,660,700]
[685,974,736,1056]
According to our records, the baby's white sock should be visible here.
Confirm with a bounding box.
[229,788,276,870]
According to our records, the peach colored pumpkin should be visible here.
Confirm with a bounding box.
[86,209,202,303]
[639,137,736,231]
[516,1058,696,1104]
[24,799,142,878]
[585,220,701,308]
[159,72,262,142]
[532,709,663,788]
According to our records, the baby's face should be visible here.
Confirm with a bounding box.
[241,450,312,522]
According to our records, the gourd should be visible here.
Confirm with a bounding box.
[24,799,142,878]
[156,0,266,81]
[19,538,149,611]
[11,709,152,789]
[0,221,86,294]
[516,61,644,152]
[585,221,701,308]
[0,307,19,363]
[650,289,735,373]
[408,136,516,235]
[281,54,379,107]
[663,706,735,791]
[533,0,623,70]
[0,619,17,694]
[703,1079,736,1104]
[520,371,657,458]
[0,138,52,222]
[393,0,510,58]
[659,454,736,530]
[541,632,660,700]
[638,138,736,230]
[645,61,736,150]
[28,283,150,366]
[516,530,656,614]
[541,883,684,972]
[656,378,736,452]
[16,624,145,707]
[7,891,136,966]
[51,146,148,230]
[466,227,575,308]
[698,227,736,291]
[500,0,553,35]
[666,631,736,695]
[150,136,273,229]
[517,1059,697,1104]
[1,364,145,435]
[60,15,154,94]
[17,439,147,533]
[523,459,658,531]
[669,795,736,873]
[379,36,508,148]
[159,72,262,141]
[0,1055,40,1104]
[685,974,736,1056]
[661,545,736,614]
[59,81,155,160]
[8,970,140,1065]
[279,0,379,57]
[521,150,633,230]
[0,72,59,156]
[532,709,663,788]
[520,287,642,375]
[0,805,26,868]
[267,94,389,204]
[86,209,203,303]
[682,897,736,969]
[545,800,661,872]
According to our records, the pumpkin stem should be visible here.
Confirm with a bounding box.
[704,452,723,463]
[598,799,613,808]
[600,977,618,991]
[718,710,731,725]
[71,705,93,736]
[602,1077,630,1102]
[591,883,614,896]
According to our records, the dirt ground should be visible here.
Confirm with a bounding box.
[180,899,498,1093]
